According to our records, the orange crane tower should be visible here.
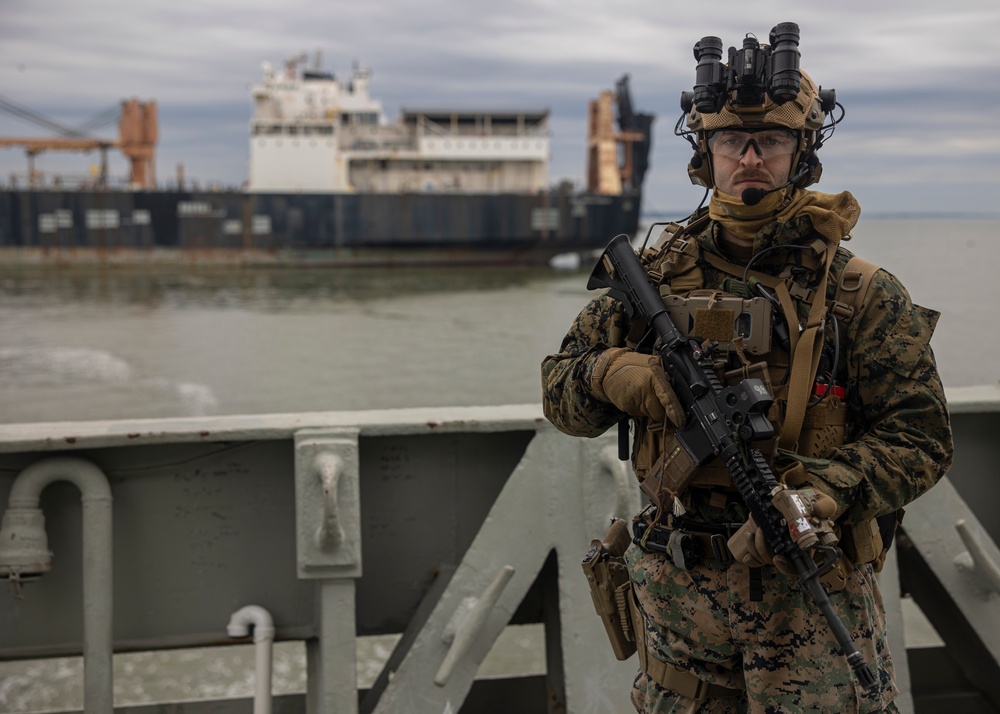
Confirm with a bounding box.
[0,98,157,189]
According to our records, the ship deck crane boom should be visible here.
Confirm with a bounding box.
[0,94,157,189]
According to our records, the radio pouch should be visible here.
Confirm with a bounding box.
[581,517,637,660]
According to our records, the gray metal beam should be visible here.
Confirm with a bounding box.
[367,427,640,713]
[900,476,1000,710]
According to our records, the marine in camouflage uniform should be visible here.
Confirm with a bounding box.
[541,31,953,714]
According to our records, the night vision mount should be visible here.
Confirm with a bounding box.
[679,22,835,115]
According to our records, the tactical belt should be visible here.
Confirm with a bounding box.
[633,518,744,569]
[645,659,743,701]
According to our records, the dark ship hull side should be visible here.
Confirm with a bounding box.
[0,189,641,266]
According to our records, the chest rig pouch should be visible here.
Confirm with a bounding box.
[630,288,786,512]
[633,226,893,569]
[626,224,789,511]
[664,293,773,356]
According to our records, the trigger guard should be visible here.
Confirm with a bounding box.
[812,544,843,577]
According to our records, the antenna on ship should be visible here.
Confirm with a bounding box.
[285,53,307,78]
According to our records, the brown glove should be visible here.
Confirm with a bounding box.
[727,484,839,576]
[592,348,684,426]
[728,514,796,576]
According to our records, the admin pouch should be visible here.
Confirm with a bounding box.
[581,517,637,660]
[663,293,774,356]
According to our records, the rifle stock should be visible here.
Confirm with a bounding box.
[588,234,877,691]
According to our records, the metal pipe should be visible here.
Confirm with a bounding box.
[2,457,113,714]
[227,604,275,714]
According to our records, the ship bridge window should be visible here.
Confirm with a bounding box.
[301,126,335,136]
[342,112,379,126]
[253,124,283,136]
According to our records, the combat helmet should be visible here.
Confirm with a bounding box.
[676,23,841,193]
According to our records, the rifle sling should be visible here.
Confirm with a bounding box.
[780,244,839,451]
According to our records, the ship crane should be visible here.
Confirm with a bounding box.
[0,94,158,189]
[586,74,654,196]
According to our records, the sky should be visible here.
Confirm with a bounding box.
[1,0,998,218]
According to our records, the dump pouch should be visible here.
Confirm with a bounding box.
[872,509,904,572]
[840,518,883,567]
[581,517,637,660]
[838,509,902,573]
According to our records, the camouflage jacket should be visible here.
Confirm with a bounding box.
[541,213,954,525]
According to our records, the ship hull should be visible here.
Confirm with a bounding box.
[0,188,641,266]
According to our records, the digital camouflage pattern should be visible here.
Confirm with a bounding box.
[542,210,953,523]
[541,202,953,712]
[626,546,898,713]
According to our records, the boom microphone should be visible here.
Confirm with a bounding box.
[740,155,816,206]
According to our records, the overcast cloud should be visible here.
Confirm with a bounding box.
[2,0,998,216]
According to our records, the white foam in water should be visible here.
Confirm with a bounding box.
[145,378,219,416]
[0,346,134,386]
[0,347,219,418]
[173,382,219,415]
[548,252,582,270]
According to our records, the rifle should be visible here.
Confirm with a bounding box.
[588,233,877,691]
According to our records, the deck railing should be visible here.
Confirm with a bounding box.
[0,388,998,713]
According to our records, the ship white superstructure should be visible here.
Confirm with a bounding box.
[248,55,550,194]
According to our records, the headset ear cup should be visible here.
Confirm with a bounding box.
[796,153,821,187]
[688,151,712,187]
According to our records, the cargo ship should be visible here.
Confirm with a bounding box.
[0,55,653,266]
